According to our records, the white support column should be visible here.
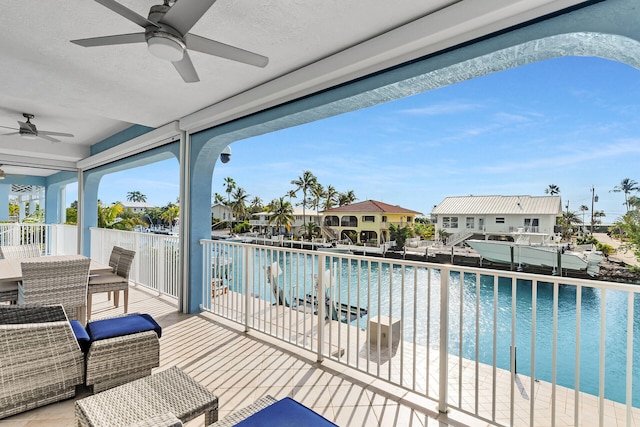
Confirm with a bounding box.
[77,170,84,255]
[179,130,190,313]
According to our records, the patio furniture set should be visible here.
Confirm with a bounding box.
[0,245,134,323]
[0,245,339,426]
[0,304,161,419]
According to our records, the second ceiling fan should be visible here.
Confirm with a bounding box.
[71,0,269,83]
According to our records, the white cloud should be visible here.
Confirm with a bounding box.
[398,102,483,116]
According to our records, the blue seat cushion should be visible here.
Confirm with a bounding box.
[234,397,338,427]
[86,314,162,341]
[69,320,91,353]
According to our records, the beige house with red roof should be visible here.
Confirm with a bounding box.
[321,200,422,245]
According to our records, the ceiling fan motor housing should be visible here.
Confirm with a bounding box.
[146,4,186,62]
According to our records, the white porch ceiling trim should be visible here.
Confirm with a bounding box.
[0,154,77,172]
[180,0,587,134]
[77,121,180,171]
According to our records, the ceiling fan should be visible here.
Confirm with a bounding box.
[70,0,269,83]
[0,113,74,143]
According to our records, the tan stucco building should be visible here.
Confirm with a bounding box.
[321,200,422,245]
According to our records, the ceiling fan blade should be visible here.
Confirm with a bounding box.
[160,0,217,35]
[0,126,19,131]
[186,34,268,68]
[172,51,199,83]
[94,0,159,28]
[1,132,19,136]
[38,134,61,143]
[71,32,146,47]
[38,130,75,138]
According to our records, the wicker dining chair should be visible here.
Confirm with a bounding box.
[102,246,123,302]
[0,244,42,259]
[87,248,135,321]
[18,257,91,324]
[0,244,43,303]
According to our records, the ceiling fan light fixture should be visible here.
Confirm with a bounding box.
[147,34,185,62]
[19,131,38,140]
[0,169,5,180]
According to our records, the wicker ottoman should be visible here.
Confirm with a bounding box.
[75,366,218,427]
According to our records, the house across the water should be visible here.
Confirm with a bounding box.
[431,195,562,245]
[321,200,422,245]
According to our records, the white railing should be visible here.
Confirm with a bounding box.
[199,239,640,427]
[0,223,77,256]
[90,228,180,298]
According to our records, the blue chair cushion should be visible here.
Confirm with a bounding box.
[86,314,162,341]
[69,320,91,353]
[234,397,338,427]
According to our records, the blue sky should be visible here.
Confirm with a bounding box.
[81,56,640,223]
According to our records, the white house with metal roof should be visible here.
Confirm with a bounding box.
[431,195,563,244]
[119,201,155,213]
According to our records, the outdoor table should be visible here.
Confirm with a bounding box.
[75,366,219,427]
[0,254,112,284]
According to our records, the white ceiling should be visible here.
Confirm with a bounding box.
[0,0,587,178]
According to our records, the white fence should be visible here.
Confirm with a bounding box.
[90,228,180,298]
[200,239,640,427]
[0,223,77,256]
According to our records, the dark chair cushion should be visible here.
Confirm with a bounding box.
[86,314,162,341]
[234,397,338,427]
[70,320,91,353]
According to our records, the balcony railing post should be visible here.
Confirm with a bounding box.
[317,253,327,362]
[438,267,449,414]
[158,236,167,294]
[244,244,251,332]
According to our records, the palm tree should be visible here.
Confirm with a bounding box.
[310,183,325,220]
[286,189,297,203]
[559,211,580,239]
[323,185,338,210]
[268,197,294,235]
[97,201,123,228]
[223,177,236,205]
[213,193,225,204]
[126,191,147,202]
[290,170,317,228]
[628,195,640,210]
[337,190,357,207]
[544,184,560,195]
[591,209,606,228]
[161,205,180,227]
[249,196,263,214]
[303,222,320,240]
[231,187,249,222]
[612,178,639,212]
[579,205,589,227]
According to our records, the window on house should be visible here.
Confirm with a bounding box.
[406,216,412,222]
[382,216,387,222]
[524,218,539,231]
[362,216,375,222]
[496,217,505,223]
[443,217,458,228]
[466,217,474,229]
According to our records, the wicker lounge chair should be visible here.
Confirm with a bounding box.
[18,257,91,324]
[0,244,42,259]
[0,304,84,419]
[87,248,135,321]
